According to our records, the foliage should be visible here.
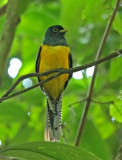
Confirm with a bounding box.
[0,141,101,160]
[0,0,122,160]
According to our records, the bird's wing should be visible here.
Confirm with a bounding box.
[64,53,73,89]
[35,46,45,91]
[68,53,73,79]
[35,46,42,73]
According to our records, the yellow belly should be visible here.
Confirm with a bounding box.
[39,45,70,100]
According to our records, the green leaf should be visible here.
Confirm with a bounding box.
[80,120,111,160]
[92,104,115,139]
[0,102,28,123]
[0,0,7,7]
[109,100,122,123]
[109,57,122,82]
[113,9,122,35]
[10,125,34,146]
[0,155,22,160]
[0,141,101,160]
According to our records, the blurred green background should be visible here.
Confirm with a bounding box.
[0,0,122,159]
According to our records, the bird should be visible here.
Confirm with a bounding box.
[35,25,73,142]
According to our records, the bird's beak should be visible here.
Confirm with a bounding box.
[59,28,68,33]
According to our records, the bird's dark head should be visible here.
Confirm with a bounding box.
[43,25,68,46]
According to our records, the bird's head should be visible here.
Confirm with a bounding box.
[43,25,68,46]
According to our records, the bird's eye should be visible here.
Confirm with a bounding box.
[53,28,58,32]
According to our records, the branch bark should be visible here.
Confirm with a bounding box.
[69,99,114,106]
[91,99,114,105]
[75,0,121,146]
[0,3,7,16]
[0,0,20,85]
[0,49,121,103]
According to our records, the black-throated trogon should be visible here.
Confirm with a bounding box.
[35,25,73,142]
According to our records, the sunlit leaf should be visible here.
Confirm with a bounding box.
[0,0,7,7]
[109,100,122,123]
[92,104,115,139]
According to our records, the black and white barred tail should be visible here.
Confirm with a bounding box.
[44,94,63,142]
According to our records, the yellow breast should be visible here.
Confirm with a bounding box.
[39,45,70,100]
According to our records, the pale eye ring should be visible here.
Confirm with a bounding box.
[53,28,58,32]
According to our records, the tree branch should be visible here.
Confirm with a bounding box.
[0,3,7,17]
[91,99,114,105]
[69,98,87,107]
[0,0,20,85]
[0,49,121,103]
[69,98,114,107]
[114,146,122,160]
[75,0,121,146]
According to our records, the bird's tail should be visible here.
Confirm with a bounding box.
[44,95,62,142]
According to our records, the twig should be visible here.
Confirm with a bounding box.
[61,128,68,144]
[68,98,87,117]
[2,49,122,99]
[69,98,113,107]
[91,101,122,117]
[0,3,7,16]
[91,99,114,105]
[0,72,61,103]
[69,106,77,117]
[1,69,62,99]
[75,0,121,146]
[61,123,70,134]
[91,100,122,117]
[69,98,87,107]
[0,50,121,103]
